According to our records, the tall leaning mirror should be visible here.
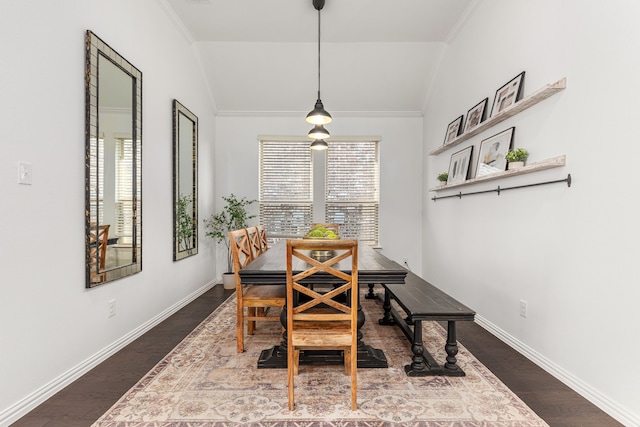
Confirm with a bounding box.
[85,30,142,288]
[173,100,198,260]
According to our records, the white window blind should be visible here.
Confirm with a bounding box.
[326,140,379,246]
[116,138,134,244]
[259,140,313,238]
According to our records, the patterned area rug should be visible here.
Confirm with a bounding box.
[93,290,548,426]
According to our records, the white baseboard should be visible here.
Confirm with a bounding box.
[475,315,639,427]
[0,281,217,427]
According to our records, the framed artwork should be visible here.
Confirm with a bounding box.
[464,98,488,133]
[443,115,464,144]
[490,71,525,117]
[447,146,473,184]
[475,127,515,178]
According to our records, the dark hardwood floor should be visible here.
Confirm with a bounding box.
[12,285,622,427]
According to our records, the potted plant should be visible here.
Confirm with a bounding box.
[437,172,449,186]
[204,194,256,289]
[505,148,529,170]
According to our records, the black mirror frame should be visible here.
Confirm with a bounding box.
[84,30,143,288]
[172,99,198,261]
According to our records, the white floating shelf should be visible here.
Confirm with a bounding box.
[429,77,567,156]
[430,155,566,192]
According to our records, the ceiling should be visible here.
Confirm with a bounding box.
[162,0,476,115]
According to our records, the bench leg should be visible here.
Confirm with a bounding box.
[443,321,465,376]
[378,288,395,326]
[404,320,430,375]
[365,283,376,299]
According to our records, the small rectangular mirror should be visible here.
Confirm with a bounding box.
[173,99,198,260]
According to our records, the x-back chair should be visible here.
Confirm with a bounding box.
[286,238,359,410]
[229,228,285,353]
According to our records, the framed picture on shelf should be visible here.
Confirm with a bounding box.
[490,71,525,117]
[464,98,488,133]
[447,146,473,184]
[475,127,515,178]
[443,115,464,144]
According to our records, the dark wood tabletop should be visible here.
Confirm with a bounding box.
[239,239,408,286]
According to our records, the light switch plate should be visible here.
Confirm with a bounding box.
[19,162,32,185]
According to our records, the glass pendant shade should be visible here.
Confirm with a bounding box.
[306,98,332,125]
[310,139,329,150]
[308,124,330,139]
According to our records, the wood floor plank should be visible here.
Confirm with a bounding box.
[11,285,621,427]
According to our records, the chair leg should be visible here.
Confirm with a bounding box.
[350,345,357,410]
[247,307,256,335]
[294,349,300,376]
[288,347,296,410]
[237,308,244,353]
[344,349,350,375]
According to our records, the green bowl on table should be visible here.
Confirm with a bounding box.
[303,225,340,261]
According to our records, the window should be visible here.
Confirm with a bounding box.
[259,139,313,239]
[259,137,379,246]
[325,140,379,246]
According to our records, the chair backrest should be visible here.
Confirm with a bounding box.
[286,239,358,329]
[246,226,263,259]
[257,225,269,253]
[89,224,110,283]
[228,229,254,282]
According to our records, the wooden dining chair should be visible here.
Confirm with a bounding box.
[247,226,265,259]
[229,229,286,353]
[257,224,269,253]
[286,238,359,410]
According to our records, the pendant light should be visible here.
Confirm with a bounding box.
[306,0,332,126]
[308,123,330,139]
[310,139,329,150]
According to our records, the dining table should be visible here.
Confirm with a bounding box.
[239,239,407,369]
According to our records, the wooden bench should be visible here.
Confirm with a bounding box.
[378,271,475,376]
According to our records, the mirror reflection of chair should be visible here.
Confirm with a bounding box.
[286,239,359,410]
[229,229,286,353]
[89,224,110,285]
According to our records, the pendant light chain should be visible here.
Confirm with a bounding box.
[306,0,331,144]
[317,7,321,100]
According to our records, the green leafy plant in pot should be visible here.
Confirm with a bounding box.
[204,194,256,289]
[437,172,449,186]
[505,148,529,170]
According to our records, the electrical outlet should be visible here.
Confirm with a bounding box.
[108,299,116,318]
[519,300,527,318]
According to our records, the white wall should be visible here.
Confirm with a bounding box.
[0,1,217,423]
[423,1,640,424]
[214,114,424,274]
[3,0,637,425]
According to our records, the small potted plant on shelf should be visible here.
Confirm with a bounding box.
[437,172,449,186]
[505,148,529,170]
[204,194,256,289]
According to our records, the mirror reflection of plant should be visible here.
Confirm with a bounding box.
[204,194,257,273]
[176,194,195,251]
